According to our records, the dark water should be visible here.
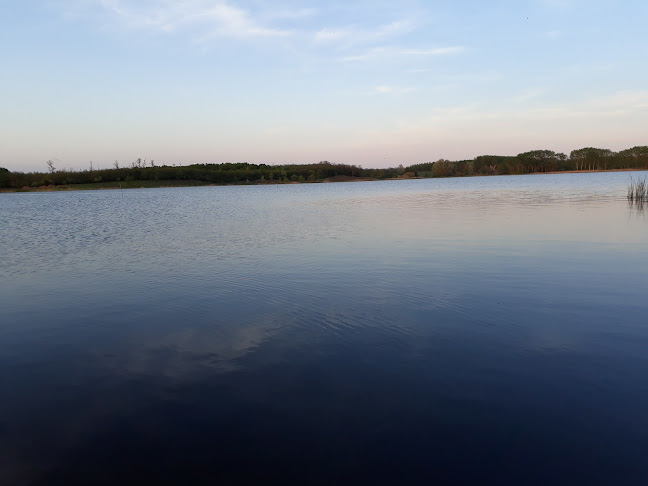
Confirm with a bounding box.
[2,172,647,485]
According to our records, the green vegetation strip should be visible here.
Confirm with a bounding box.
[1,145,647,191]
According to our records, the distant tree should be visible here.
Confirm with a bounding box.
[46,160,56,173]
[617,146,648,169]
[517,150,558,173]
[0,167,10,188]
[406,162,435,175]
[473,155,502,175]
[432,159,452,178]
[554,153,570,171]
[570,147,613,171]
[462,161,475,176]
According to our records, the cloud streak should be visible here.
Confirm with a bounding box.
[69,0,296,38]
[314,20,416,45]
[341,46,465,63]
[365,85,416,95]
[428,90,648,124]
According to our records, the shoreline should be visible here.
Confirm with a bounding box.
[1,168,646,193]
[530,168,646,175]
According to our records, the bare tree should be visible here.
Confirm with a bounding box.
[114,160,120,169]
[46,160,56,173]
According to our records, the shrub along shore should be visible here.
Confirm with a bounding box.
[1,146,647,192]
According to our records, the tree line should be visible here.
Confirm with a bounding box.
[1,146,647,189]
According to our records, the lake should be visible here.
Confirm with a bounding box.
[1,172,647,485]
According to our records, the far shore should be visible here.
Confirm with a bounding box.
[530,168,646,175]
[1,168,646,194]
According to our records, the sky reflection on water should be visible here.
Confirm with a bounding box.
[1,172,648,485]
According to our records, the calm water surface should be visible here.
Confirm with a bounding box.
[2,172,648,485]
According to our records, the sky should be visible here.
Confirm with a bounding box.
[1,0,647,172]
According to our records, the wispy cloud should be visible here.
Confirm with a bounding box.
[65,0,295,39]
[589,90,648,111]
[365,85,416,95]
[513,87,545,103]
[406,67,502,80]
[314,20,415,45]
[60,2,447,66]
[341,46,465,63]
[265,8,318,21]
[432,90,648,123]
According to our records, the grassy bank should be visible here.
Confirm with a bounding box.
[3,168,648,193]
[1,179,218,192]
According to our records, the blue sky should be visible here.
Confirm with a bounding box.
[1,0,647,171]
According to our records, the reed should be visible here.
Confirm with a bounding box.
[627,177,647,201]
